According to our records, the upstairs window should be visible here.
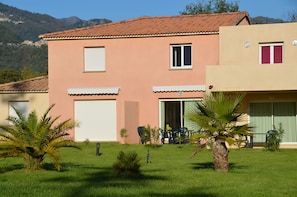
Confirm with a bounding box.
[171,44,192,69]
[84,47,105,72]
[259,43,283,64]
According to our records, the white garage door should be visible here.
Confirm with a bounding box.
[74,100,117,141]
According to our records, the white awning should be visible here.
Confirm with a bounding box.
[68,87,120,95]
[152,85,206,92]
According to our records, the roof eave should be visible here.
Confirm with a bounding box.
[0,90,48,94]
[40,31,219,41]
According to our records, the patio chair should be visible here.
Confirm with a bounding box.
[179,127,188,143]
[160,129,169,144]
[170,128,179,144]
[137,126,145,144]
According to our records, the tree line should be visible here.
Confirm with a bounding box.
[0,44,47,84]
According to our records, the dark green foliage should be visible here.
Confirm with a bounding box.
[251,16,285,24]
[112,151,142,178]
[265,124,284,151]
[180,0,239,15]
[0,24,23,43]
[0,44,48,83]
[0,68,21,84]
[0,44,48,73]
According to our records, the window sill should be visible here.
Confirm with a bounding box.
[170,67,193,70]
[83,70,106,73]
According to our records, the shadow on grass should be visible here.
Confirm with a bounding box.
[0,164,23,174]
[42,163,168,197]
[42,162,81,172]
[43,165,218,197]
[191,162,249,171]
[43,162,219,196]
[146,187,218,197]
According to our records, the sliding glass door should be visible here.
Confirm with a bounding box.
[249,102,297,143]
[160,99,200,132]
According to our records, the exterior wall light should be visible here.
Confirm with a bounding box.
[244,41,250,48]
[292,40,297,46]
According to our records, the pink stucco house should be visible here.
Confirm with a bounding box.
[40,12,250,143]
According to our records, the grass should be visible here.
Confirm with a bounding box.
[0,143,296,197]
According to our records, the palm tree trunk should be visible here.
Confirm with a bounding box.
[212,137,229,172]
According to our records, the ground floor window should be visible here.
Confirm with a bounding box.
[249,102,297,143]
[159,99,200,132]
[9,101,29,125]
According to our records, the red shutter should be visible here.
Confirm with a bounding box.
[274,45,282,63]
[261,46,270,64]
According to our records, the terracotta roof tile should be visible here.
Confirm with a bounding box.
[40,12,250,40]
[0,76,48,93]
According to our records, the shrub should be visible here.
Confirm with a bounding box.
[120,128,128,144]
[142,125,160,146]
[265,123,284,151]
[84,138,90,146]
[112,151,142,178]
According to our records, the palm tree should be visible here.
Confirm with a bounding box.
[0,104,80,171]
[189,92,251,172]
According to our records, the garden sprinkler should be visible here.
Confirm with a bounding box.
[96,142,100,156]
[146,148,150,163]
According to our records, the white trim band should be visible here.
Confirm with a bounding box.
[68,87,120,95]
[152,85,206,93]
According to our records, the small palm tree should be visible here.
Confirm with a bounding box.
[0,104,80,171]
[189,92,251,172]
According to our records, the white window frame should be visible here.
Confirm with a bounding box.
[259,43,283,64]
[170,44,192,69]
[84,47,105,72]
[9,101,29,124]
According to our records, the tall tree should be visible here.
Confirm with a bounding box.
[0,104,80,171]
[287,11,297,22]
[0,68,21,84]
[189,92,251,172]
[180,0,239,15]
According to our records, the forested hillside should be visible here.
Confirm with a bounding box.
[0,2,111,84]
[0,3,111,42]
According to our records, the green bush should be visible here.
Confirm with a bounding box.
[112,151,142,178]
[142,125,160,146]
[120,128,128,144]
[265,123,284,151]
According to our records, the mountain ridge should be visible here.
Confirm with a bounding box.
[0,2,112,42]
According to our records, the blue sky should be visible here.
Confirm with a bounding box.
[0,0,296,21]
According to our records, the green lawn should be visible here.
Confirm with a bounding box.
[0,143,296,197]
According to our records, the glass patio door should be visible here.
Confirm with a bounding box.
[160,99,200,132]
[249,102,297,143]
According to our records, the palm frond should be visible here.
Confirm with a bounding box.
[0,104,80,171]
[188,92,250,149]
